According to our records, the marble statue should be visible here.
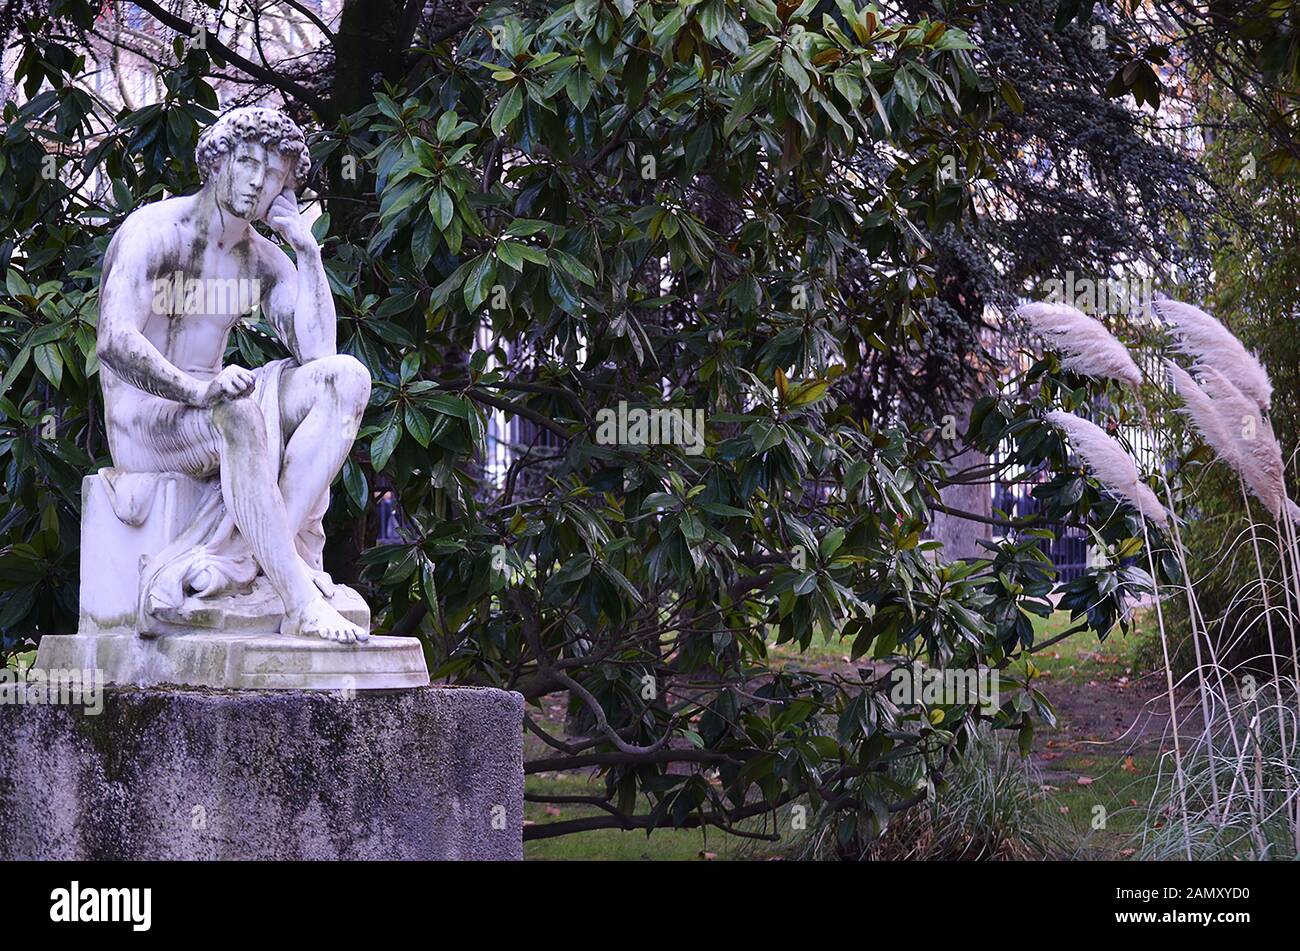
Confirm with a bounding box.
[34,107,429,689]
[93,106,370,643]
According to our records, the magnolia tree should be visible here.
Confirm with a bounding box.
[0,0,1172,851]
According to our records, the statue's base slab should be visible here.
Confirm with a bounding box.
[33,630,428,690]
[0,685,524,860]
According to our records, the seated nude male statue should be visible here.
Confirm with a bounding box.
[96,106,369,643]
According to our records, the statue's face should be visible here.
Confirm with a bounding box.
[215,140,292,221]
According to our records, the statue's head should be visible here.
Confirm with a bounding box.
[196,107,311,222]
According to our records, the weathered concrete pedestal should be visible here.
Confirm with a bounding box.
[0,686,524,860]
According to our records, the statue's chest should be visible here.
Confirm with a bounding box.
[151,244,260,326]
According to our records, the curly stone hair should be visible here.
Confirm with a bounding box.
[195,106,311,189]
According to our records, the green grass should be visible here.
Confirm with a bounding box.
[765,625,856,668]
[524,772,768,861]
[522,708,775,861]
[1029,609,1152,686]
[1039,751,1161,857]
[764,608,1157,681]
[1028,610,1166,858]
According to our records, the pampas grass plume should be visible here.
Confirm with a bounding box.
[1046,410,1169,527]
[1017,302,1143,389]
[1165,361,1241,470]
[1196,365,1285,518]
[1154,300,1272,411]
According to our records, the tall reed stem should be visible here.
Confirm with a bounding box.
[1139,516,1192,858]
[1236,477,1297,847]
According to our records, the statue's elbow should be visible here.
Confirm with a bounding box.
[95,338,117,368]
[96,333,129,373]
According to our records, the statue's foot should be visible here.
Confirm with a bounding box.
[282,596,369,643]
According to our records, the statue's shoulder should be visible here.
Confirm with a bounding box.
[118,193,192,231]
[106,195,192,267]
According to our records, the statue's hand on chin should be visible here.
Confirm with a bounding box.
[263,189,312,251]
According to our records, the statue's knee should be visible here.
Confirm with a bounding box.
[212,396,265,438]
[320,354,371,414]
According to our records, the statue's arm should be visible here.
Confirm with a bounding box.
[96,226,210,406]
[261,194,337,364]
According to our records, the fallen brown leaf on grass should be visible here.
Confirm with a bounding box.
[1122,756,1139,773]
[1077,776,1095,786]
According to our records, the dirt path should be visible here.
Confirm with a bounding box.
[1029,643,1206,798]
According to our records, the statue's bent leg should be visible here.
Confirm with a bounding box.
[212,396,366,642]
[210,398,316,611]
[277,354,371,534]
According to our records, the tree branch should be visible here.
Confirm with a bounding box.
[465,387,575,442]
[525,748,739,774]
[523,783,926,841]
[131,0,328,114]
[931,501,1042,529]
[278,0,336,39]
